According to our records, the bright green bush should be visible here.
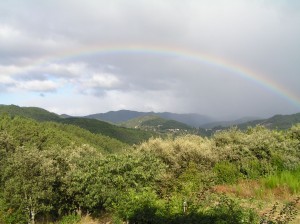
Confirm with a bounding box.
[113,188,162,223]
[214,161,240,184]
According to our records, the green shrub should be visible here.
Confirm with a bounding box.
[113,188,162,223]
[208,195,259,224]
[214,162,240,184]
[59,214,80,224]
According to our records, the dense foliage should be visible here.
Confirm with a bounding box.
[120,115,194,134]
[61,117,155,145]
[0,105,60,122]
[0,105,156,145]
[0,113,299,223]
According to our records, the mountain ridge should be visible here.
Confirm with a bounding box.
[0,105,154,145]
[119,114,195,134]
[85,110,214,127]
[1,105,299,135]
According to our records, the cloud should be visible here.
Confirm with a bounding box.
[0,0,299,118]
[16,80,59,92]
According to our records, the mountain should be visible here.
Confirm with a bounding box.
[203,113,300,132]
[0,105,155,145]
[236,113,300,130]
[0,104,60,122]
[86,110,148,123]
[120,115,195,133]
[1,105,299,140]
[86,110,213,127]
[0,113,127,154]
[61,117,156,145]
[59,114,73,118]
[201,116,261,129]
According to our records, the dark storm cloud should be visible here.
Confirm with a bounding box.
[0,0,299,117]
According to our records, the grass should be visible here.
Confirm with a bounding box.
[212,168,300,224]
[264,167,300,194]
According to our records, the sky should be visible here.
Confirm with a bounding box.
[0,0,300,119]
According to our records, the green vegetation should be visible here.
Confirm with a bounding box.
[0,104,60,122]
[61,117,155,145]
[120,115,195,134]
[0,105,155,145]
[263,167,300,194]
[0,106,300,223]
[0,114,127,153]
[234,113,300,130]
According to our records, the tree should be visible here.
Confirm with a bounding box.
[1,147,58,224]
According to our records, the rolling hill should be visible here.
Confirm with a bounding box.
[236,113,300,130]
[120,115,195,133]
[1,105,299,140]
[86,110,214,127]
[203,113,300,133]
[61,117,156,145]
[0,104,60,122]
[200,116,261,129]
[0,105,155,145]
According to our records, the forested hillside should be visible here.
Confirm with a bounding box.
[61,117,155,145]
[0,105,155,145]
[237,113,300,130]
[0,114,127,154]
[86,110,213,127]
[0,105,60,122]
[120,115,195,134]
[1,111,300,223]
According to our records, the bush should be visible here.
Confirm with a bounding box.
[59,214,81,224]
[138,135,217,175]
[114,191,259,224]
[113,188,162,223]
[207,195,259,224]
[214,162,240,184]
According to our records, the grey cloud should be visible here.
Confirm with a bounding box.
[0,0,299,118]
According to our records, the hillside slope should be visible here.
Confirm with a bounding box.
[237,113,300,130]
[61,117,155,145]
[0,114,127,153]
[203,113,300,134]
[0,104,60,122]
[86,110,213,127]
[120,115,195,133]
[0,105,155,145]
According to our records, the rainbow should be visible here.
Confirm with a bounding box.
[33,44,300,108]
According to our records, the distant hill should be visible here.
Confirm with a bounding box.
[201,116,261,129]
[59,114,73,118]
[86,110,213,127]
[1,105,299,140]
[0,105,155,145]
[0,104,60,122]
[61,117,156,145]
[120,115,195,133]
[86,110,147,123]
[203,113,300,132]
[236,113,300,130]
